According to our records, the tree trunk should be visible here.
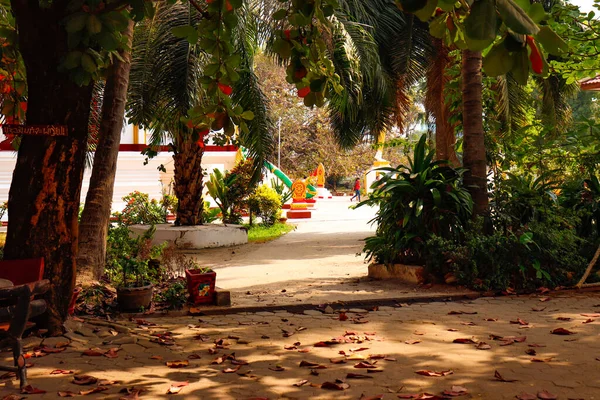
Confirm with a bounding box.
[5,2,93,334]
[174,138,205,226]
[461,50,489,217]
[78,21,135,280]
[427,40,459,167]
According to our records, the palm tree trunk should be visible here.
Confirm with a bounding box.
[77,21,135,280]
[174,138,205,226]
[4,2,93,334]
[427,40,459,167]
[461,49,489,217]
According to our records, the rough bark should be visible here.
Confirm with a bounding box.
[461,50,489,217]
[78,21,135,280]
[174,139,205,226]
[5,1,93,334]
[427,40,459,167]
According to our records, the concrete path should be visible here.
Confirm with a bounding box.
[186,197,472,308]
[4,292,600,399]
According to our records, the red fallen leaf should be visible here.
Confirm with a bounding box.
[484,318,498,321]
[344,331,358,336]
[310,369,320,376]
[0,372,16,380]
[293,379,309,387]
[516,392,537,400]
[314,341,333,347]
[581,313,600,317]
[298,348,310,353]
[188,354,202,359]
[367,368,383,373]
[531,357,553,362]
[525,349,537,355]
[551,328,575,335]
[284,345,296,350]
[510,318,529,325]
[346,373,373,379]
[528,343,546,347]
[166,381,188,395]
[476,342,491,350]
[453,338,477,344]
[538,287,551,294]
[447,328,458,332]
[231,359,249,365]
[166,360,189,368]
[532,306,546,312]
[448,310,477,315]
[58,391,78,397]
[82,349,104,357]
[442,385,468,396]
[79,387,109,395]
[364,331,377,335]
[583,318,595,324]
[494,370,517,382]
[50,369,73,375]
[150,355,163,360]
[353,318,369,324]
[460,321,476,326]
[415,370,453,377]
[222,366,241,373]
[384,357,396,361]
[269,365,285,371]
[330,357,347,364]
[368,354,387,360]
[118,387,144,400]
[539,297,551,302]
[354,361,377,369]
[300,360,327,369]
[339,312,348,321]
[104,348,120,358]
[405,339,422,344]
[41,346,66,354]
[557,317,571,321]
[413,331,426,335]
[72,375,98,385]
[21,385,46,394]
[321,381,349,390]
[134,318,156,326]
[537,390,557,399]
[350,347,370,352]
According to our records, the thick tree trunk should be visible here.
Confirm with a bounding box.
[427,40,459,167]
[5,3,93,334]
[78,21,135,280]
[174,139,205,226]
[461,50,489,217]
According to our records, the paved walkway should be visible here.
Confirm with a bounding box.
[2,292,600,399]
[187,197,472,308]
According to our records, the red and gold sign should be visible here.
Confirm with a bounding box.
[3,124,67,137]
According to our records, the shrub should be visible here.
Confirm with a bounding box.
[154,279,187,310]
[206,169,241,224]
[270,178,292,205]
[113,191,169,225]
[359,134,473,266]
[247,185,281,226]
[560,175,600,238]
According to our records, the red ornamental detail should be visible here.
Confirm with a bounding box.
[297,87,310,98]
[218,83,233,96]
[526,36,543,74]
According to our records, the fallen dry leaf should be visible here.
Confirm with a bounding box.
[581,313,600,317]
[415,370,453,377]
[550,328,575,335]
[118,387,144,400]
[556,317,571,321]
[57,391,78,397]
[269,365,285,371]
[20,386,46,394]
[166,381,188,395]
[494,370,518,382]
[531,357,553,363]
[40,346,66,354]
[104,348,119,359]
[460,322,476,326]
[453,338,477,344]
[321,381,350,390]
[531,307,546,312]
[300,360,326,368]
[354,361,377,369]
[2,396,24,400]
[360,395,384,400]
[339,312,348,321]
[525,349,537,356]
[476,342,491,350]
[150,355,163,360]
[539,297,551,302]
[413,331,426,335]
[346,373,373,379]
[368,354,387,360]
[293,379,309,387]
[405,339,422,344]
[330,357,347,364]
[222,366,241,373]
[284,344,297,350]
[448,310,477,315]
[484,318,498,321]
[510,318,529,325]
[528,343,546,347]
[187,354,202,359]
[50,369,73,375]
[82,349,104,357]
[447,328,458,332]
[515,393,537,400]
[166,360,189,368]
[583,318,595,324]
[72,375,98,385]
[442,385,468,397]
[537,390,558,399]
[79,387,109,395]
[231,359,249,366]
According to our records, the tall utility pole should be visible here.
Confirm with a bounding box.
[278,117,282,169]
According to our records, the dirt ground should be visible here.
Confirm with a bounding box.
[2,291,600,399]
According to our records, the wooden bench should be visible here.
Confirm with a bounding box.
[0,279,49,388]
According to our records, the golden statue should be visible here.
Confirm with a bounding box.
[316,163,325,187]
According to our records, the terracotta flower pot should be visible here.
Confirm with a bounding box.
[117,282,154,312]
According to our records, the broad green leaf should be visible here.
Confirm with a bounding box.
[309,78,326,92]
[414,0,438,22]
[63,51,82,69]
[527,3,547,23]
[496,0,540,35]
[65,13,87,33]
[464,35,494,52]
[95,31,119,51]
[483,43,514,76]
[535,26,568,56]
[240,111,255,120]
[465,0,497,42]
[172,25,195,39]
[429,15,447,39]
[204,63,220,76]
[510,49,529,85]
[86,14,103,35]
[81,53,97,73]
[514,0,530,12]
[272,9,287,20]
[225,54,241,68]
[273,38,292,59]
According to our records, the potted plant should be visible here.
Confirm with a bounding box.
[184,259,216,305]
[107,224,164,311]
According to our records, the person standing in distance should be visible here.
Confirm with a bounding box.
[350,177,361,202]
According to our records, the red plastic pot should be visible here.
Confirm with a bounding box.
[68,287,82,315]
[185,269,217,305]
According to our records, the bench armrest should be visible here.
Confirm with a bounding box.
[0,279,50,300]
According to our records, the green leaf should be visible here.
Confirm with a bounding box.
[496,0,540,35]
[535,26,568,56]
[240,111,255,120]
[225,54,241,68]
[63,51,82,69]
[483,43,514,76]
[429,15,447,39]
[414,0,438,22]
[272,9,287,20]
[65,13,87,33]
[204,63,220,76]
[273,38,292,59]
[95,31,119,51]
[172,25,195,39]
[465,0,497,42]
[309,78,326,93]
[81,53,97,73]
[86,14,103,35]
[527,3,547,23]
[510,49,529,85]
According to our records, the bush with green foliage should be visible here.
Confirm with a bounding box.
[206,169,241,224]
[270,177,292,205]
[112,191,169,225]
[359,134,473,266]
[154,279,188,310]
[247,184,282,226]
[560,175,600,238]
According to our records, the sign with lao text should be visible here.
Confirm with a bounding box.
[2,124,67,137]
